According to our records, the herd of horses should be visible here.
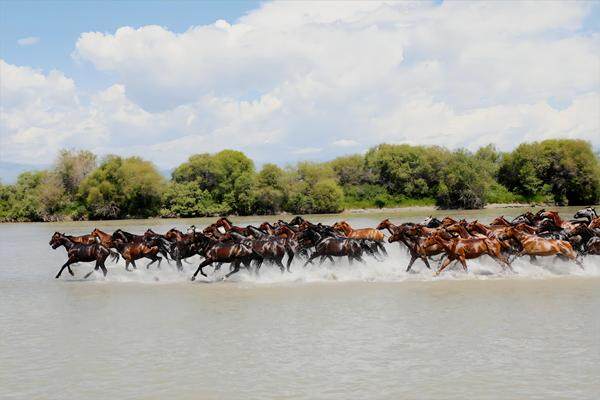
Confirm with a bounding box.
[49,207,600,280]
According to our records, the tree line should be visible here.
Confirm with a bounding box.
[1,139,598,222]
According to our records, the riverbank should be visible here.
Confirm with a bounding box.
[3,201,585,224]
[343,202,542,214]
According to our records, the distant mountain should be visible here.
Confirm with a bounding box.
[0,161,49,184]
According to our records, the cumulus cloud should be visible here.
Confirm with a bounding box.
[1,1,599,169]
[17,36,40,46]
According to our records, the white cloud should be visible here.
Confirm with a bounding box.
[1,1,599,169]
[17,36,40,46]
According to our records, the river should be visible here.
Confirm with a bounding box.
[1,207,599,399]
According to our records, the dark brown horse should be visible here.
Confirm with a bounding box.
[49,232,119,279]
[190,235,256,281]
[302,237,367,266]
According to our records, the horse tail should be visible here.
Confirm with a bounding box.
[109,249,120,263]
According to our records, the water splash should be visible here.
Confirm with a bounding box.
[82,245,600,285]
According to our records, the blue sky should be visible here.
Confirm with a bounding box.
[1,1,261,91]
[0,1,598,182]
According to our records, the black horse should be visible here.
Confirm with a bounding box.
[49,232,119,279]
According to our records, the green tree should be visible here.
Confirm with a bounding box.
[364,144,450,198]
[253,164,286,214]
[436,151,488,209]
[498,139,599,205]
[329,154,371,186]
[171,149,255,214]
[161,182,229,217]
[79,156,166,219]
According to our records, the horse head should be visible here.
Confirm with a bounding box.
[376,219,391,230]
[574,207,597,222]
[49,232,65,248]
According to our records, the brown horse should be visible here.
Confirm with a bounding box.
[302,237,367,266]
[58,232,98,245]
[504,227,581,266]
[190,235,256,280]
[112,238,163,270]
[490,216,512,227]
[214,217,249,235]
[91,228,114,248]
[376,219,401,235]
[388,225,448,271]
[333,221,385,241]
[539,211,576,231]
[432,234,512,276]
[333,221,387,257]
[49,232,119,279]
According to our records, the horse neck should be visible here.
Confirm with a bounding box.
[432,234,452,251]
[337,222,352,235]
[471,223,488,235]
[545,213,562,226]
[453,225,470,238]
[59,237,75,250]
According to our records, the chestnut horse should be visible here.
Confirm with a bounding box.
[333,221,387,257]
[504,227,581,267]
[432,234,512,276]
[112,238,163,270]
[91,228,114,248]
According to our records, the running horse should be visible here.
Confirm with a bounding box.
[333,221,387,256]
[190,234,256,281]
[49,232,119,279]
[503,227,582,267]
[432,233,513,276]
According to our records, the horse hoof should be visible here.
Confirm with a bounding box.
[190,276,196,282]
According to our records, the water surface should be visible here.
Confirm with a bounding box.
[1,207,599,399]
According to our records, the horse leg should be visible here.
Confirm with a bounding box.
[435,257,453,276]
[55,259,75,279]
[225,261,241,279]
[84,259,103,279]
[99,261,108,277]
[458,256,468,272]
[285,251,294,273]
[145,256,158,269]
[275,258,285,273]
[377,242,388,256]
[176,259,183,271]
[405,255,418,272]
[130,260,137,270]
[191,259,214,281]
[326,255,335,264]
[303,252,321,268]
